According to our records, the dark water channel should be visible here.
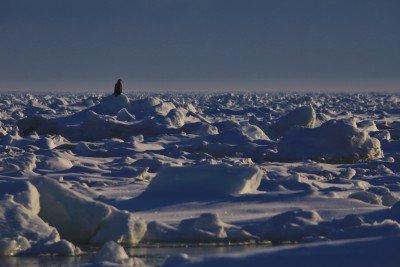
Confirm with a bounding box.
[0,243,272,267]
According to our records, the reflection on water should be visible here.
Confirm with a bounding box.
[0,254,93,267]
[0,243,272,267]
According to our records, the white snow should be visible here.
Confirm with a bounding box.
[0,196,55,248]
[31,177,146,245]
[273,119,383,163]
[141,165,263,198]
[93,241,129,263]
[2,153,37,176]
[268,105,316,138]
[1,92,400,266]
[0,194,80,256]
[0,180,40,214]
[144,213,256,243]
[88,241,146,266]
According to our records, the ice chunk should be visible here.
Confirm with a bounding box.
[50,96,68,107]
[0,180,40,214]
[90,94,130,115]
[93,241,129,263]
[38,156,73,171]
[18,239,81,256]
[131,96,161,111]
[0,196,58,247]
[153,101,176,116]
[143,213,257,243]
[382,193,399,207]
[179,213,228,240]
[0,126,23,145]
[91,241,145,266]
[0,237,30,256]
[328,219,400,240]
[273,119,383,163]
[260,209,322,242]
[90,209,147,245]
[17,96,192,141]
[258,173,316,192]
[376,164,394,175]
[348,191,382,205]
[177,213,256,242]
[2,153,37,176]
[142,165,263,199]
[181,122,219,136]
[164,108,187,128]
[269,105,316,138]
[341,168,357,179]
[143,221,181,243]
[240,122,270,141]
[34,136,56,149]
[357,120,378,132]
[116,108,136,122]
[31,178,146,245]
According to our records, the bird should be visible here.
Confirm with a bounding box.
[113,79,123,96]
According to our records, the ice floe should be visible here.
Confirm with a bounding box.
[1,92,400,266]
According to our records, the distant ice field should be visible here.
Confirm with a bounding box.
[0,92,400,266]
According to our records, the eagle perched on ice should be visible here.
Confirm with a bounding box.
[113,79,122,96]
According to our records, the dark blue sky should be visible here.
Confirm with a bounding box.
[1,0,399,92]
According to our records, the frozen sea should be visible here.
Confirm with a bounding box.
[0,92,400,266]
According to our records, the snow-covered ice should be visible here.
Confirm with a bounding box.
[141,165,263,199]
[1,92,400,266]
[31,177,146,245]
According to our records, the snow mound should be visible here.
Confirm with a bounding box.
[348,191,382,205]
[177,213,256,242]
[90,241,145,266]
[17,95,194,141]
[93,241,129,263]
[0,180,40,214]
[176,126,270,160]
[90,94,130,115]
[31,178,146,245]
[142,165,263,199]
[269,105,316,138]
[17,239,80,257]
[181,122,219,136]
[259,210,322,242]
[2,153,37,176]
[0,196,56,245]
[240,122,270,141]
[164,107,187,128]
[258,173,317,192]
[0,194,80,256]
[144,213,256,243]
[37,156,73,171]
[0,127,23,145]
[357,120,378,132]
[0,236,30,256]
[272,119,383,163]
[116,108,136,122]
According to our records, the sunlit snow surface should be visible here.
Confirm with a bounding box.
[1,92,400,266]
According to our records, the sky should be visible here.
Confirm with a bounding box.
[0,0,399,92]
